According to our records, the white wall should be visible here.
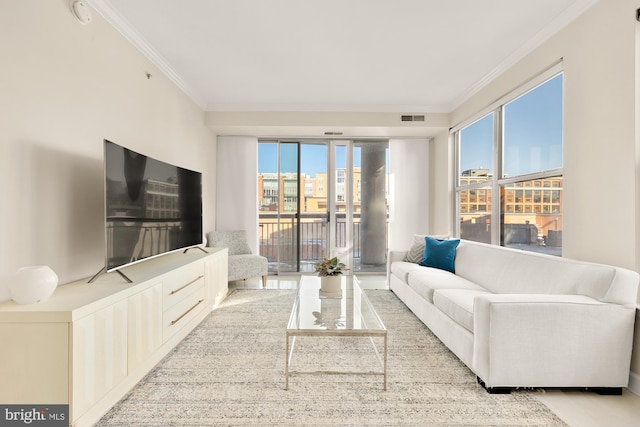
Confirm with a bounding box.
[0,1,215,297]
[215,136,259,253]
[388,139,431,250]
[429,129,453,235]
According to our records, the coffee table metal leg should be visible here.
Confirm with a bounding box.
[383,333,388,391]
[285,333,290,390]
[285,334,297,390]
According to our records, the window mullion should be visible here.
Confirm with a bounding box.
[453,131,461,239]
[491,107,503,246]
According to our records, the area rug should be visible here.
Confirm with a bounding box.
[97,289,567,426]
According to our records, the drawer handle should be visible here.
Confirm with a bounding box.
[170,275,204,295]
[170,299,204,326]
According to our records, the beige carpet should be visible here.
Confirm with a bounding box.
[97,289,567,426]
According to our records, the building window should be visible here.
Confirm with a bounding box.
[454,67,563,255]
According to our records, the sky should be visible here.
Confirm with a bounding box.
[259,143,362,176]
[460,73,563,177]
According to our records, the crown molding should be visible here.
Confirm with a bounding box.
[448,0,598,112]
[204,102,450,114]
[86,0,207,110]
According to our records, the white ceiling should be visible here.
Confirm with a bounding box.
[89,0,596,114]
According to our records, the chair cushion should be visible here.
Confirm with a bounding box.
[228,254,268,281]
[208,230,252,255]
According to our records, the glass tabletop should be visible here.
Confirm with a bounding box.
[287,275,386,332]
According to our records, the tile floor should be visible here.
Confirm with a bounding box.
[229,275,640,427]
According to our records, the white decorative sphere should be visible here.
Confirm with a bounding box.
[9,266,59,305]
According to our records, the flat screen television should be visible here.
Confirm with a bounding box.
[99,140,203,277]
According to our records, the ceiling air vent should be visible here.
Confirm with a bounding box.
[401,115,425,122]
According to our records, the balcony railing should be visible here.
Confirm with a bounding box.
[258,213,387,272]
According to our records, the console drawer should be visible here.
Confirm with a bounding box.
[162,265,205,310]
[162,284,205,341]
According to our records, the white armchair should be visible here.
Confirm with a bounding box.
[207,230,268,287]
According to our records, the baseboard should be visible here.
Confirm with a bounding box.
[628,370,640,396]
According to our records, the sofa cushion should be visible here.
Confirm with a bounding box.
[454,240,617,300]
[407,268,486,304]
[419,237,460,273]
[433,289,492,333]
[404,234,449,263]
[390,261,426,283]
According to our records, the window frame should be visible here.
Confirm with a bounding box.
[453,62,563,249]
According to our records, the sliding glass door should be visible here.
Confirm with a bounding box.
[258,140,389,274]
[258,141,329,273]
[328,141,353,271]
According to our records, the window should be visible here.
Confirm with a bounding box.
[503,75,563,178]
[454,67,563,255]
[459,113,494,178]
[456,113,494,244]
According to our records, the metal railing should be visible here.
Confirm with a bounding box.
[259,213,387,272]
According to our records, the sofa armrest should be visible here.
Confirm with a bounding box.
[387,250,408,284]
[388,250,408,263]
[473,294,636,388]
[605,267,640,306]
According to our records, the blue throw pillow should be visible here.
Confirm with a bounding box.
[419,237,460,273]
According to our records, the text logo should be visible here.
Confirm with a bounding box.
[0,405,68,426]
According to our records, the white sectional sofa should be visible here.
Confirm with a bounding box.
[388,236,639,393]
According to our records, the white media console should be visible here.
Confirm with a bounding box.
[0,247,228,427]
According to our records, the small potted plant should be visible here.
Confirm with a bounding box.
[314,255,347,294]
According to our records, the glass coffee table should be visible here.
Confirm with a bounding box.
[285,275,387,390]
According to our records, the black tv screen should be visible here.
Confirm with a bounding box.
[103,140,202,271]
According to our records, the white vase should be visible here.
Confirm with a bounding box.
[320,275,342,294]
[9,265,59,305]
